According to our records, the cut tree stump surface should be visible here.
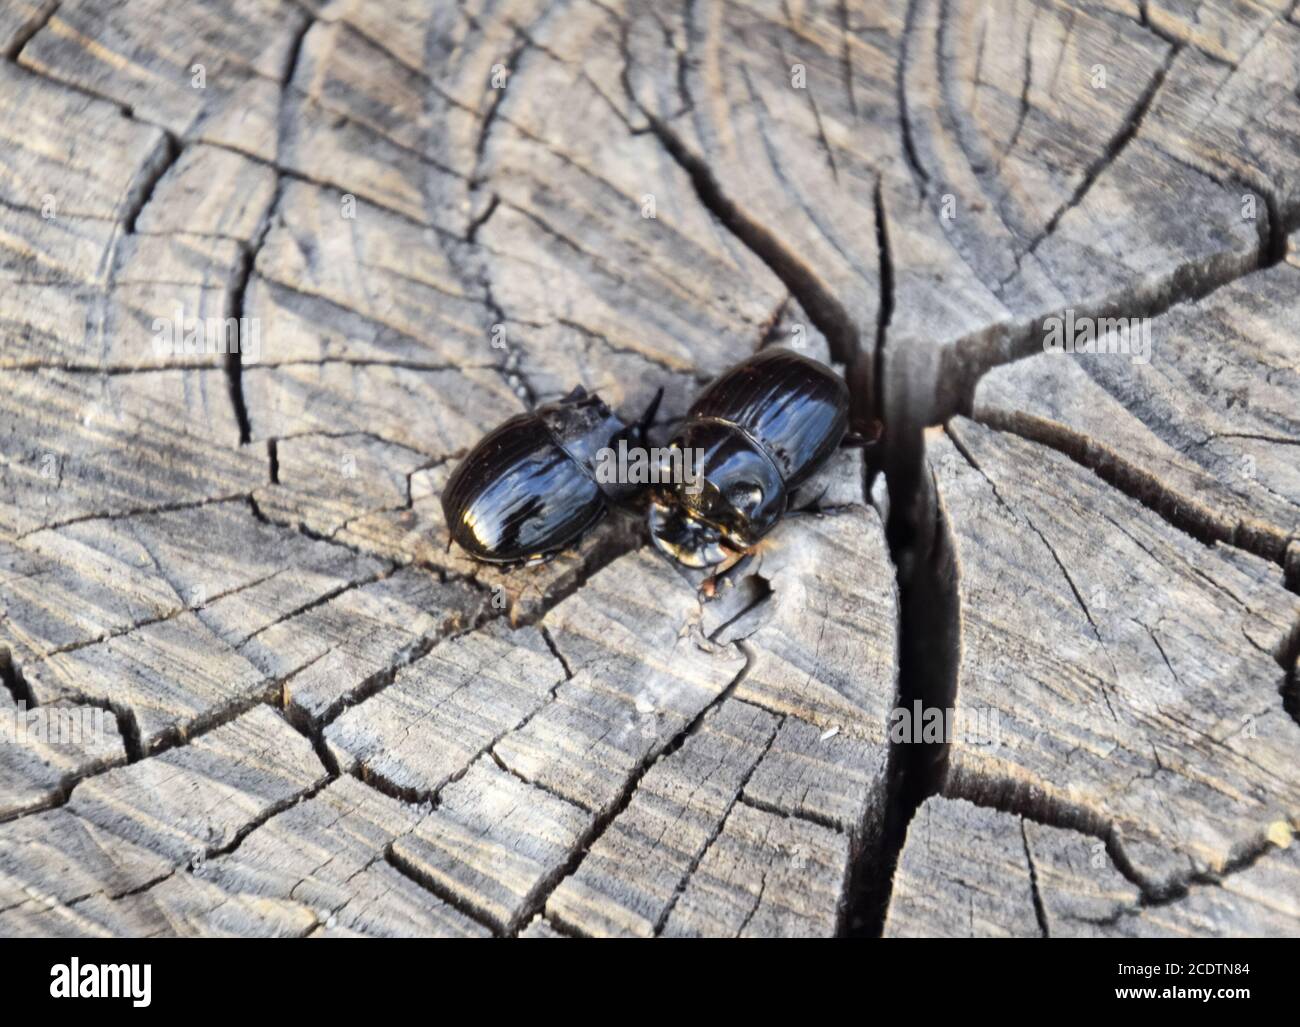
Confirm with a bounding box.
[0,0,1296,937]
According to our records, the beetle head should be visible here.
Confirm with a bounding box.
[648,420,785,567]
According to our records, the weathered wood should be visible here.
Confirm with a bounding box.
[1144,18,1300,215]
[1145,0,1294,64]
[0,61,168,226]
[13,873,319,938]
[253,431,429,538]
[0,0,54,56]
[324,620,564,798]
[0,369,263,538]
[472,0,788,422]
[0,705,327,935]
[250,565,487,729]
[743,715,886,836]
[660,799,852,938]
[884,795,1299,937]
[492,547,750,816]
[0,808,183,929]
[28,613,271,754]
[18,0,305,161]
[2,0,1298,939]
[389,755,592,934]
[6,499,390,750]
[529,457,896,935]
[198,775,490,937]
[724,506,898,740]
[544,698,780,937]
[64,704,327,863]
[247,182,493,368]
[615,0,1270,434]
[1113,837,1300,938]
[242,364,521,458]
[0,689,125,820]
[518,915,567,938]
[930,419,1300,896]
[133,143,278,242]
[974,260,1300,573]
[883,796,1048,938]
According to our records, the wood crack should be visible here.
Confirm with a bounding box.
[1004,37,1181,286]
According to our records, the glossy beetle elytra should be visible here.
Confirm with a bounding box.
[442,386,660,565]
[648,348,851,568]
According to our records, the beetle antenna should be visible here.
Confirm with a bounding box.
[637,387,665,443]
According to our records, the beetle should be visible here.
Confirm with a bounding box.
[647,348,851,568]
[442,386,661,565]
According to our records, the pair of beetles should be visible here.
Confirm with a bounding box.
[442,348,859,570]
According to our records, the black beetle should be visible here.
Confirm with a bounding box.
[442,386,660,565]
[648,348,851,568]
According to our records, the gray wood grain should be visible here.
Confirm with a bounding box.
[1,0,1296,938]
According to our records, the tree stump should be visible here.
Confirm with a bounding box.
[0,0,1296,937]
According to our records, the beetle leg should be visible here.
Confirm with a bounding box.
[841,419,884,449]
[522,550,561,569]
[711,546,750,575]
[790,481,832,512]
